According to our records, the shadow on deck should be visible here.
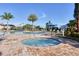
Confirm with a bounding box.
[0,52,2,56]
[58,36,79,48]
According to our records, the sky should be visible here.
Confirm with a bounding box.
[0,3,74,28]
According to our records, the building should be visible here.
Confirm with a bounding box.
[46,21,55,31]
[0,24,15,30]
[0,24,4,30]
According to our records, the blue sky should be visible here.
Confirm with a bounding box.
[0,3,74,27]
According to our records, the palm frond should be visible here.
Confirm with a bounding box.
[0,12,14,20]
[28,14,38,22]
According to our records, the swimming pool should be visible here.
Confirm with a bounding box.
[23,31,45,34]
[0,31,45,35]
[22,38,61,47]
[12,31,45,34]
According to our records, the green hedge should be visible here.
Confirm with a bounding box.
[69,33,79,42]
[64,32,79,42]
[71,33,79,38]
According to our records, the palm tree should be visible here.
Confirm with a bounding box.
[0,12,14,32]
[27,14,38,31]
[74,3,79,32]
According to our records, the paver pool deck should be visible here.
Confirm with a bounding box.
[0,34,79,56]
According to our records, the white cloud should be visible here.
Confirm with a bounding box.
[39,13,47,19]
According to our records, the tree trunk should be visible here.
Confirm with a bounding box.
[6,20,9,33]
[77,18,79,32]
[32,22,34,32]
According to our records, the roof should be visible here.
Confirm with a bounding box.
[0,24,15,27]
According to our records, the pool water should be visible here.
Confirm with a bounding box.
[22,38,61,47]
[0,31,45,35]
[0,31,4,34]
[12,31,45,34]
[23,32,45,34]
